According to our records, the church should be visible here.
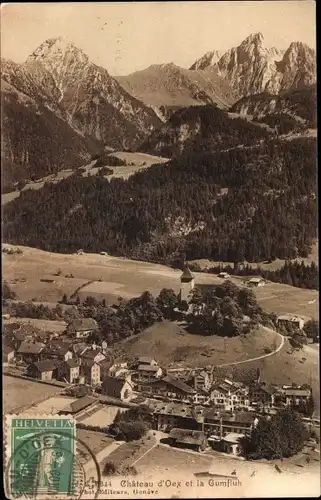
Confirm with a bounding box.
[179,263,218,307]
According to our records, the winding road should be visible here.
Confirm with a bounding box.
[216,328,285,368]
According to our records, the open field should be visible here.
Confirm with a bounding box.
[4,317,67,333]
[24,396,76,414]
[3,375,62,414]
[81,405,126,427]
[117,321,282,368]
[2,245,318,319]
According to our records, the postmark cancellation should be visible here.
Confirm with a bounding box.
[4,414,85,499]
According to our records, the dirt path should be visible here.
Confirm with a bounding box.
[84,440,124,478]
[216,328,285,368]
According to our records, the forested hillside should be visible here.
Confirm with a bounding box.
[139,105,271,158]
[3,137,316,264]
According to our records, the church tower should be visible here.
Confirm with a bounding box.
[180,264,195,303]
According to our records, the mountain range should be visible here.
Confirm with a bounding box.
[190,33,316,98]
[115,63,235,120]
[1,37,161,190]
[1,33,316,192]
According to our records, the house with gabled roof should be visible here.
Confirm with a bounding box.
[102,375,133,401]
[27,359,60,381]
[17,342,44,364]
[66,318,98,338]
[41,342,73,362]
[249,382,278,408]
[139,374,196,402]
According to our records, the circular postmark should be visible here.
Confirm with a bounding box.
[5,429,101,499]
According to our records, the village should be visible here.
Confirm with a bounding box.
[3,262,319,475]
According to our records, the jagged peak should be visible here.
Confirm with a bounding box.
[241,32,264,46]
[27,36,89,64]
[287,41,314,53]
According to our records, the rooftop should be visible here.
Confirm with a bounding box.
[180,265,195,281]
[68,318,98,331]
[17,342,44,354]
[138,356,157,364]
[103,375,130,397]
[33,359,60,372]
[277,314,304,322]
[222,432,245,444]
[169,428,206,445]
[161,374,196,394]
[61,395,96,414]
[137,364,160,372]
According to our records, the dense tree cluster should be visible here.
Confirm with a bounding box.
[186,280,272,337]
[241,407,309,459]
[140,105,271,158]
[193,260,319,290]
[3,137,317,264]
[257,113,304,135]
[111,405,153,441]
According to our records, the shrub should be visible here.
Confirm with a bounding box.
[104,461,117,476]
[117,421,148,441]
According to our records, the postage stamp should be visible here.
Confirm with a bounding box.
[5,415,82,499]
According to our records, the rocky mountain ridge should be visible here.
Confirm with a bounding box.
[1,37,162,191]
[115,62,236,120]
[190,33,315,99]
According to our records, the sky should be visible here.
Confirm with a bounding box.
[1,1,316,75]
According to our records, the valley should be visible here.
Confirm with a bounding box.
[1,9,319,497]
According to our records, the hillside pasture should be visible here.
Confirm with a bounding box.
[117,320,282,369]
[2,246,318,320]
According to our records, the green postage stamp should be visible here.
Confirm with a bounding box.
[5,415,81,499]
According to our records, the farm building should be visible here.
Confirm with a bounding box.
[66,318,98,339]
[248,277,265,287]
[27,359,60,381]
[168,428,208,452]
[277,314,305,330]
[17,342,44,363]
[102,376,133,401]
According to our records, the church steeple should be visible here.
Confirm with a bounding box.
[180,264,195,282]
[180,263,195,302]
